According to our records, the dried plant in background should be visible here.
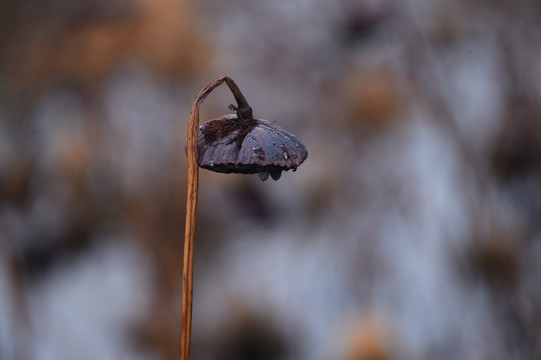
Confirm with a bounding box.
[181,76,307,360]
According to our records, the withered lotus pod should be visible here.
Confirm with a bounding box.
[192,78,307,181]
[197,113,308,181]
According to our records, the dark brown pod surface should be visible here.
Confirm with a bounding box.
[197,114,308,181]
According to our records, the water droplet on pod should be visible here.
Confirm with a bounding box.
[281,144,290,160]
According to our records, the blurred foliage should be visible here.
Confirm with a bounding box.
[1,0,541,359]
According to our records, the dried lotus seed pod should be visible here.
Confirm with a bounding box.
[197,114,307,181]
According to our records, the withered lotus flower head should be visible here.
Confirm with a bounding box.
[194,80,307,181]
[198,112,308,181]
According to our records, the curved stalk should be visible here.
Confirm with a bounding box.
[180,76,247,360]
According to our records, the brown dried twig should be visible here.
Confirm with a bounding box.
[181,76,226,360]
[181,76,250,360]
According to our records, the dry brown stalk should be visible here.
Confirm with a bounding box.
[181,76,237,360]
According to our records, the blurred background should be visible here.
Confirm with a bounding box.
[1,0,541,359]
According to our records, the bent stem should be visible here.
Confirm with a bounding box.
[180,76,248,360]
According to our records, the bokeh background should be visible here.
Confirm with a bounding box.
[1,0,541,359]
